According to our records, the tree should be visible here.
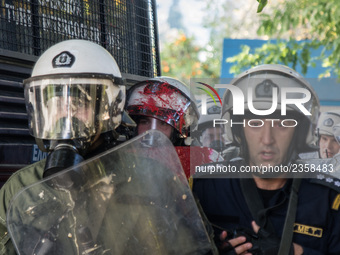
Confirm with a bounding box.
[159,0,262,84]
[228,0,340,78]
[256,0,268,13]
[160,32,220,85]
[198,0,264,78]
[159,0,266,84]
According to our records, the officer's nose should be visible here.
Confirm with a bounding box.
[261,122,275,145]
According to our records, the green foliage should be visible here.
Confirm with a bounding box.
[229,0,340,78]
[160,32,220,85]
[256,0,268,13]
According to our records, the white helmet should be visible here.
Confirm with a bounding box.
[24,40,126,147]
[197,99,230,150]
[125,76,199,138]
[316,111,340,137]
[197,99,222,129]
[221,64,320,154]
[334,123,340,145]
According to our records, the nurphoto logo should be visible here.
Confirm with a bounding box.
[197,83,312,116]
[194,79,313,128]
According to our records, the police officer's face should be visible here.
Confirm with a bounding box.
[200,127,227,147]
[319,134,340,158]
[137,116,174,139]
[244,119,296,167]
[48,96,94,121]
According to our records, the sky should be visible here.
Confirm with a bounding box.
[156,0,211,46]
[155,0,262,48]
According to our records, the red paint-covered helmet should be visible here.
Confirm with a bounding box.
[126,76,199,138]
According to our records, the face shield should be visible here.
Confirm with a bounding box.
[200,126,229,151]
[136,117,174,137]
[197,100,228,151]
[134,117,175,147]
[24,75,125,141]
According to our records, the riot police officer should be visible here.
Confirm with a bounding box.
[193,64,340,254]
[0,39,128,254]
[125,76,199,146]
[196,99,240,161]
[125,76,225,181]
[316,111,340,158]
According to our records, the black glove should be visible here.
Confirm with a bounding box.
[216,227,294,255]
[214,239,236,255]
[213,227,258,255]
[248,228,294,255]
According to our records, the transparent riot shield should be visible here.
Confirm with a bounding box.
[7,130,213,255]
[176,146,224,179]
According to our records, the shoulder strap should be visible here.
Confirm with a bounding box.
[278,178,301,255]
[240,178,275,233]
[240,178,301,255]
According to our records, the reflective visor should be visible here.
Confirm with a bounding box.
[24,77,125,140]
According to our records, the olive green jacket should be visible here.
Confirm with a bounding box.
[0,159,46,255]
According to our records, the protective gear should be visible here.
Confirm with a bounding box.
[24,39,125,150]
[126,76,199,144]
[197,99,229,152]
[23,39,126,177]
[247,227,293,255]
[316,111,340,138]
[216,227,294,255]
[7,131,215,255]
[333,123,340,145]
[221,64,320,158]
[193,172,340,254]
[197,99,222,128]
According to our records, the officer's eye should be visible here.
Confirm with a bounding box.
[321,136,328,142]
[249,121,262,127]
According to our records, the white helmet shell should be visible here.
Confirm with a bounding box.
[32,39,122,79]
[333,123,340,145]
[197,99,222,128]
[316,110,340,137]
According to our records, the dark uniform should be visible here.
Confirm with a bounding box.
[193,163,340,255]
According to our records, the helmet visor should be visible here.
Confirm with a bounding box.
[200,126,228,149]
[24,77,125,140]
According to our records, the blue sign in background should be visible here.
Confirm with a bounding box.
[221,39,340,106]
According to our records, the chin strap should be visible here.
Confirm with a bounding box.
[240,179,276,232]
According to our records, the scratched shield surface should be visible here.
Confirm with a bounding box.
[7,130,213,255]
